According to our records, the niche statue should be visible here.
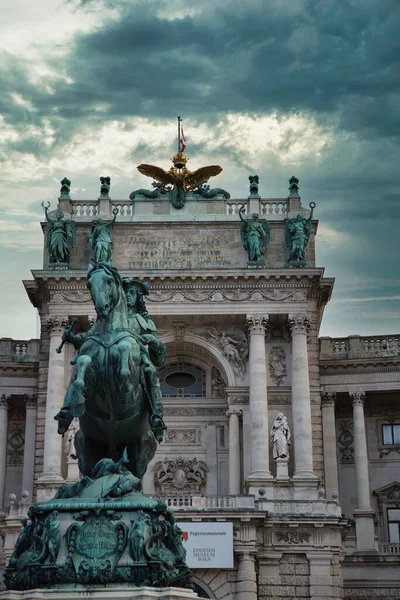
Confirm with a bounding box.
[271,412,291,459]
[239,206,270,267]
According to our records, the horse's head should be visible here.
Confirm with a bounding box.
[87,262,123,320]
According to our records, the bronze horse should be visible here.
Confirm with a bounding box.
[56,263,158,479]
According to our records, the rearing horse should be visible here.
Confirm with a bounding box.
[57,263,157,479]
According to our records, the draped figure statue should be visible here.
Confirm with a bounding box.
[89,209,117,263]
[271,412,291,459]
[42,202,75,264]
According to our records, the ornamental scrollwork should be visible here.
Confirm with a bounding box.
[337,419,354,463]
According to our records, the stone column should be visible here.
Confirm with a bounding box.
[0,394,9,510]
[351,391,376,551]
[246,314,272,485]
[204,422,218,495]
[288,314,316,480]
[226,408,242,495]
[37,317,68,500]
[321,392,339,499]
[21,394,37,500]
[236,552,257,600]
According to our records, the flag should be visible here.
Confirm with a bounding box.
[180,128,186,152]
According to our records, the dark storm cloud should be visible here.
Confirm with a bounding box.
[2,0,400,147]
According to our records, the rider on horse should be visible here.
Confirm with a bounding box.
[55,270,167,443]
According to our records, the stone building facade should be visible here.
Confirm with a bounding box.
[0,184,399,599]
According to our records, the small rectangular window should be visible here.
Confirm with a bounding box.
[382,424,400,445]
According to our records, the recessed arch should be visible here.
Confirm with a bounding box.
[161,333,236,387]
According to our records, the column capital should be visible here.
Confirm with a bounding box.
[46,316,69,335]
[288,313,310,335]
[246,314,268,334]
[321,391,336,406]
[24,392,37,409]
[351,391,366,406]
[226,408,243,419]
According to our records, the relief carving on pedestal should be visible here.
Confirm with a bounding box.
[268,347,287,386]
[153,457,208,494]
[337,419,354,463]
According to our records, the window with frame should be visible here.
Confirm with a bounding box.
[388,509,400,543]
[158,363,206,398]
[382,424,400,445]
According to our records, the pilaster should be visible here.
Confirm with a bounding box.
[21,393,37,500]
[288,314,318,499]
[350,391,376,552]
[226,408,242,495]
[0,394,9,509]
[37,316,68,502]
[321,391,339,500]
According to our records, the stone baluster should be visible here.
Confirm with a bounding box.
[246,314,273,486]
[22,393,37,500]
[37,317,68,500]
[321,392,339,499]
[351,391,376,550]
[236,552,257,600]
[288,314,317,481]
[0,394,9,509]
[226,408,242,495]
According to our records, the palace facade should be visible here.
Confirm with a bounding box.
[0,181,399,600]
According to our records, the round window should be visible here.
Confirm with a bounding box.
[165,372,196,388]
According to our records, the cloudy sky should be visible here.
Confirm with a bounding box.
[0,0,399,340]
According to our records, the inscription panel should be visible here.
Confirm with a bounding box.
[114,228,242,270]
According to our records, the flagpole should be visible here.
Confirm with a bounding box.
[177,116,181,153]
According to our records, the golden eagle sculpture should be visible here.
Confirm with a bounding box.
[136,152,230,209]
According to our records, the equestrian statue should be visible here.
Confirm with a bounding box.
[54,262,167,480]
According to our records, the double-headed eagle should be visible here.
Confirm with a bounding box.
[137,152,222,196]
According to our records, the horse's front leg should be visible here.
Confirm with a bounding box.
[118,341,134,402]
[67,354,92,417]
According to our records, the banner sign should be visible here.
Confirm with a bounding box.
[179,522,234,568]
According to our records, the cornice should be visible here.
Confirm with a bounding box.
[0,363,38,377]
[320,357,400,375]
[25,268,334,309]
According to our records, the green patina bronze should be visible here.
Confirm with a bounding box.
[193,184,230,200]
[99,176,111,198]
[42,202,75,265]
[285,202,316,267]
[5,261,190,591]
[59,177,71,198]
[88,209,118,263]
[288,174,300,196]
[239,206,270,268]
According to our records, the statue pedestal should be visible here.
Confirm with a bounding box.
[275,457,289,480]
[4,475,192,593]
[1,586,199,599]
[247,260,265,269]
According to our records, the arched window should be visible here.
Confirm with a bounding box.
[158,363,206,398]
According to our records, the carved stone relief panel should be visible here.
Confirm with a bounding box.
[164,429,201,445]
[337,419,354,463]
[266,340,290,387]
[153,457,208,494]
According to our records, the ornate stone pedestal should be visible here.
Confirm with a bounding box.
[4,473,192,593]
[1,587,198,599]
[275,457,289,480]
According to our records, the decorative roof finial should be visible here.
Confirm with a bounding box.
[249,175,259,196]
[59,177,71,199]
[99,176,111,199]
[288,175,299,197]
